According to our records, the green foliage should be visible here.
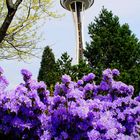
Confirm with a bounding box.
[56,52,73,76]
[71,60,94,81]
[56,52,93,82]
[84,8,140,95]
[38,50,93,88]
[38,46,56,89]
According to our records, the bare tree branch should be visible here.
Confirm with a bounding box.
[6,39,23,52]
[26,0,32,20]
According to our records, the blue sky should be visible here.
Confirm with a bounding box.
[0,0,140,89]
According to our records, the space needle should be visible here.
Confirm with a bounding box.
[60,0,94,63]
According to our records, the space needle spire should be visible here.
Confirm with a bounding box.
[60,0,94,63]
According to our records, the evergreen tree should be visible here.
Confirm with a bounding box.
[71,60,94,81]
[38,46,56,88]
[56,53,93,82]
[56,52,73,77]
[84,8,140,95]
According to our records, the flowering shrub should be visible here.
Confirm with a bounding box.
[0,67,140,140]
[0,68,50,139]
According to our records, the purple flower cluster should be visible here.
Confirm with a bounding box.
[0,67,140,140]
[0,67,9,91]
[0,68,50,139]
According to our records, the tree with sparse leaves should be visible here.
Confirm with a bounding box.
[84,8,140,95]
[0,0,57,60]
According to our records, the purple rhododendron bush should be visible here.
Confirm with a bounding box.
[0,67,140,140]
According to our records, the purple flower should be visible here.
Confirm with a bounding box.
[21,69,32,79]
[61,74,71,84]
[135,95,140,102]
[69,99,89,119]
[34,100,46,111]
[82,73,95,82]
[38,113,48,127]
[127,116,134,123]
[66,89,84,100]
[112,69,120,76]
[54,83,61,96]
[87,130,100,140]
[84,83,94,91]
[105,128,118,139]
[99,81,109,91]
[112,81,134,96]
[28,79,39,90]
[40,130,51,140]
[61,131,68,139]
[103,68,113,79]
[15,85,27,94]
[53,95,66,105]
[82,75,88,82]
[0,76,9,89]
[38,81,47,89]
[88,73,95,80]
[0,66,4,74]
[77,80,84,86]
[0,68,139,139]
[128,85,134,95]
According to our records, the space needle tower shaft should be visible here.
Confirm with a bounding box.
[74,2,83,61]
[60,0,94,63]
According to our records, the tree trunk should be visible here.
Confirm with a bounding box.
[0,0,22,44]
[0,10,16,43]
